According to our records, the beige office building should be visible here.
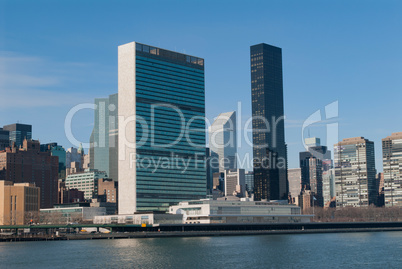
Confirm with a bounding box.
[0,181,40,225]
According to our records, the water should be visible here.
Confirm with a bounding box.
[0,232,401,268]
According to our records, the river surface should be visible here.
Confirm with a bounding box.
[0,232,401,268]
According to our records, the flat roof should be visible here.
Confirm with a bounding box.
[133,41,204,69]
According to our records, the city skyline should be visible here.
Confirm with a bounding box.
[1,3,402,266]
[1,1,402,172]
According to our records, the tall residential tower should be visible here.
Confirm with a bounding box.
[382,132,402,207]
[334,137,376,207]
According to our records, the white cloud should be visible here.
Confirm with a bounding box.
[0,51,99,109]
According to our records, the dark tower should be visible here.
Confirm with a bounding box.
[250,43,288,201]
[3,123,32,148]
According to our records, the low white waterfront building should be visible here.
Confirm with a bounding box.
[40,204,106,223]
[93,212,183,226]
[169,199,311,224]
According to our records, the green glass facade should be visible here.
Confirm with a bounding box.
[91,97,110,176]
[119,42,206,213]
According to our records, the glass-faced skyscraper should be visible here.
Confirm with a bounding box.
[118,42,206,213]
[91,97,110,176]
[209,111,237,173]
[250,43,288,201]
[90,93,118,180]
[3,123,32,148]
[0,128,9,151]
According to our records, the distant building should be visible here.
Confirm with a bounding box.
[0,140,59,208]
[66,161,84,176]
[90,94,118,179]
[213,172,225,193]
[245,171,254,194]
[41,143,66,179]
[299,138,331,207]
[65,170,107,201]
[382,132,402,207]
[334,137,377,207]
[3,123,32,148]
[0,128,9,151]
[288,168,301,200]
[58,180,85,204]
[66,146,84,169]
[224,169,245,197]
[304,137,321,147]
[209,111,237,172]
[108,93,118,181]
[169,199,310,224]
[376,172,385,207]
[83,153,90,169]
[322,168,335,207]
[251,43,288,201]
[0,180,40,225]
[298,189,312,213]
[97,178,118,204]
[205,148,214,194]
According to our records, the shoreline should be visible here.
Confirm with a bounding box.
[2,227,402,242]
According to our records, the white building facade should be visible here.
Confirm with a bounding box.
[65,170,107,200]
[169,199,311,224]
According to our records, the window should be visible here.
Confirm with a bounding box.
[150,47,158,55]
[143,45,150,53]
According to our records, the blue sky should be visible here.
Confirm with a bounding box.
[1,0,401,171]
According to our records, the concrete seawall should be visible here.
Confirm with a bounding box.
[2,225,402,242]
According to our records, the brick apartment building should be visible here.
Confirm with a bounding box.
[0,140,59,208]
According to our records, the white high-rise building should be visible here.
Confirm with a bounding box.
[118,41,206,214]
[209,111,237,173]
